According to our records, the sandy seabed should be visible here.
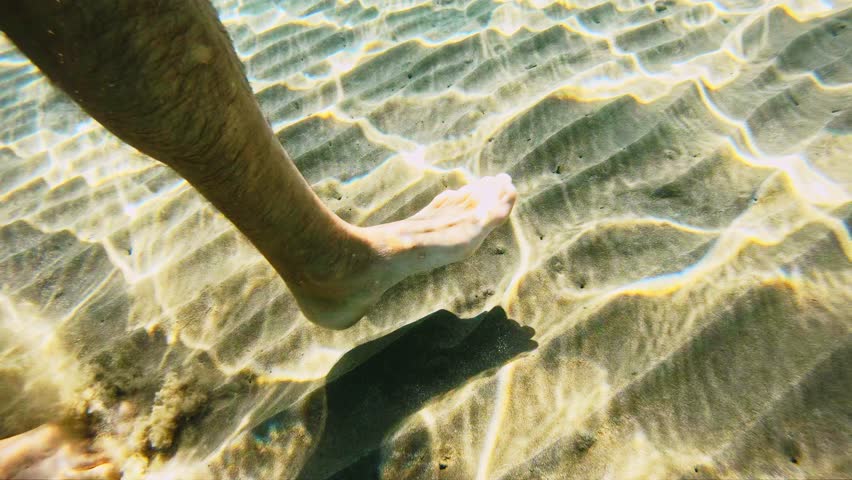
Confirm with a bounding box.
[1,0,850,478]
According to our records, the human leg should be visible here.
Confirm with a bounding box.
[0,0,515,329]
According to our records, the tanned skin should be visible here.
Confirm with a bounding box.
[0,0,516,328]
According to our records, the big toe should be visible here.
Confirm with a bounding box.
[61,462,119,480]
[477,174,516,221]
[496,174,517,203]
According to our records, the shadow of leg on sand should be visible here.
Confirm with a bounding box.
[251,306,537,480]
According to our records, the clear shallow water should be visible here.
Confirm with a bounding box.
[1,0,850,478]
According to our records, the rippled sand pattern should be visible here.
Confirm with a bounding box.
[1,0,851,478]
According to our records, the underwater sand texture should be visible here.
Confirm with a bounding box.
[1,0,851,478]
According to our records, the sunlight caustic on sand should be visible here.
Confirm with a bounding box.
[0,0,850,478]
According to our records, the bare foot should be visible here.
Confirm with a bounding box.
[0,424,118,480]
[294,174,517,329]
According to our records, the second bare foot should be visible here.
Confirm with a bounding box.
[0,424,118,480]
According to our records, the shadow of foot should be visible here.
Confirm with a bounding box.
[251,306,536,480]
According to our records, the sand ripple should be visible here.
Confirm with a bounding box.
[1,0,850,478]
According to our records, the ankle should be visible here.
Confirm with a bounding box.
[286,224,384,294]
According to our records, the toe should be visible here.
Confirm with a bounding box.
[487,174,516,200]
[61,462,119,480]
[432,190,453,208]
[70,452,110,470]
[501,182,517,202]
